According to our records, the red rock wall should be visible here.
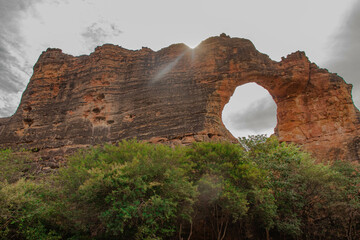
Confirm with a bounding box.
[0,34,359,162]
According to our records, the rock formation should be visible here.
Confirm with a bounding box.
[0,34,359,162]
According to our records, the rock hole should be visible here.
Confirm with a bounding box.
[92,108,101,113]
[23,118,34,127]
[97,93,105,100]
[222,83,277,138]
[23,106,32,112]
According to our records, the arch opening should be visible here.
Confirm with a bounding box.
[222,83,277,138]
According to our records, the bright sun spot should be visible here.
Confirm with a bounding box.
[186,42,199,49]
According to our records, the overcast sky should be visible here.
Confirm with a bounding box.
[0,0,359,138]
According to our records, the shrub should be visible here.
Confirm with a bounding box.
[241,135,360,239]
[0,179,61,240]
[2,138,360,239]
[0,149,30,184]
[57,140,197,239]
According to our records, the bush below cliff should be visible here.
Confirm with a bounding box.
[1,137,360,239]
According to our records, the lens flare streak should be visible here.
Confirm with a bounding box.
[151,52,185,83]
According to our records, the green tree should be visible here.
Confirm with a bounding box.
[185,142,276,240]
[329,160,360,240]
[2,138,360,239]
[240,135,360,239]
[57,140,197,239]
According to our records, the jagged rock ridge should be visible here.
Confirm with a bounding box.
[0,34,359,162]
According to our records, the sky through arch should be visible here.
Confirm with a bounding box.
[222,83,277,138]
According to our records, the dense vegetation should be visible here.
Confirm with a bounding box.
[1,136,360,239]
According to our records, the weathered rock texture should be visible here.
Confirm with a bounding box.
[0,34,359,162]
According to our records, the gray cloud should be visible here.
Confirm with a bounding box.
[0,89,22,117]
[226,97,277,132]
[325,0,360,107]
[0,0,43,117]
[0,1,123,118]
[82,23,107,45]
[0,102,18,117]
[81,22,122,51]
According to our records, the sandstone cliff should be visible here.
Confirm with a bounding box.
[0,34,359,162]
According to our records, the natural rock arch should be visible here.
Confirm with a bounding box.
[0,34,359,161]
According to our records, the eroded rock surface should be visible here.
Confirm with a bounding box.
[0,34,359,162]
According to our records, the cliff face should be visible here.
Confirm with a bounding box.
[0,34,359,162]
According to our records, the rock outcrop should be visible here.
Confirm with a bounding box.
[0,34,359,162]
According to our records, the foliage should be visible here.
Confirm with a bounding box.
[0,179,61,240]
[185,142,276,239]
[240,135,360,239]
[0,149,30,184]
[1,138,360,239]
[329,160,360,240]
[57,140,197,239]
